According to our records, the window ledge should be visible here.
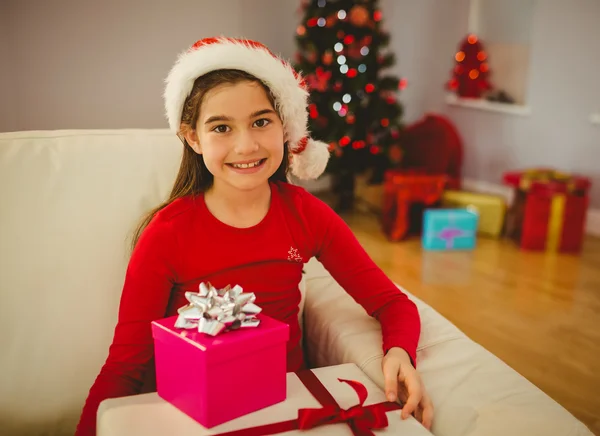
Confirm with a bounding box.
[590,113,600,125]
[445,94,531,116]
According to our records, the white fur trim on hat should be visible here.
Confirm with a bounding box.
[290,138,331,180]
[163,36,330,180]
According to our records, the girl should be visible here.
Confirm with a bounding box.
[76,37,433,435]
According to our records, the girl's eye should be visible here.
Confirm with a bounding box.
[253,118,271,128]
[213,125,230,133]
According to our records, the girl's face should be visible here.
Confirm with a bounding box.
[190,80,285,194]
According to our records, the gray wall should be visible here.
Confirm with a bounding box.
[1,0,599,207]
[0,0,299,131]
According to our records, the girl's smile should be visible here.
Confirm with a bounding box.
[226,158,268,173]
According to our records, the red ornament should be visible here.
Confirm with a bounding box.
[326,13,338,27]
[333,81,343,92]
[339,136,351,147]
[373,10,383,22]
[347,113,356,124]
[370,145,381,154]
[386,96,396,104]
[322,51,333,65]
[349,5,370,27]
[447,33,493,98]
[307,18,318,27]
[306,67,332,92]
[309,104,319,119]
[388,144,403,163]
[344,35,355,45]
[347,68,358,78]
[347,43,362,59]
[381,118,390,127]
[398,78,408,90]
[328,142,336,151]
[297,25,306,36]
[365,83,375,93]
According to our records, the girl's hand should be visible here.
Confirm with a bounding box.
[382,347,434,430]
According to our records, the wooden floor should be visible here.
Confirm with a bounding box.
[339,209,600,434]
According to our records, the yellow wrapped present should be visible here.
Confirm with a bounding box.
[442,190,507,237]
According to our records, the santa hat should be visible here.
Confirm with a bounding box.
[164,37,330,180]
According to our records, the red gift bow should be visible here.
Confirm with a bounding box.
[297,377,393,435]
[214,370,401,436]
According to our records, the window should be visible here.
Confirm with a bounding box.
[468,0,536,106]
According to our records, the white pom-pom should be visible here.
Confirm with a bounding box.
[290,138,331,180]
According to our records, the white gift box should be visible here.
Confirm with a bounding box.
[97,363,434,436]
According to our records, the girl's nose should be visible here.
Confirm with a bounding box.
[235,131,259,155]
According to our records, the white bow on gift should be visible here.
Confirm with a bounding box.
[174,282,262,336]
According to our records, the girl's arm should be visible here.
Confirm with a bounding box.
[75,217,178,436]
[303,192,420,366]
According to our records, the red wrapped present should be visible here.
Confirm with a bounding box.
[503,168,591,252]
[382,169,448,241]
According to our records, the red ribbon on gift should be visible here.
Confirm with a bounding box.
[214,370,402,436]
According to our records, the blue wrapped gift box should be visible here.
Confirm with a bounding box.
[422,208,479,250]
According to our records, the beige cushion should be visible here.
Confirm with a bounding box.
[302,258,593,436]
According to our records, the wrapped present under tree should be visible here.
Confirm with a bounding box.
[441,190,506,238]
[503,168,591,253]
[381,170,447,241]
[422,208,479,251]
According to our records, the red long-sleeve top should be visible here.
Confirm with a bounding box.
[76,181,420,435]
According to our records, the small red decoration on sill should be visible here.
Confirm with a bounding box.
[446,33,493,98]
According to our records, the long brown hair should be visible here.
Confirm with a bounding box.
[130,69,290,251]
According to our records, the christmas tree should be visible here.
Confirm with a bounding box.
[446,33,493,98]
[294,0,405,211]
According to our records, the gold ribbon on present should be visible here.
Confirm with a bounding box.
[519,169,572,192]
[547,194,567,251]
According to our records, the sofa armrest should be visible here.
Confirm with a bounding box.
[302,258,593,436]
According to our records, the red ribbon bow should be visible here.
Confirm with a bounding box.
[214,370,400,436]
[297,378,391,435]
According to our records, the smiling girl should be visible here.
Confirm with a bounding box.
[75,37,433,436]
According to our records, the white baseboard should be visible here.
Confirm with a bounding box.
[586,209,600,237]
[462,178,600,237]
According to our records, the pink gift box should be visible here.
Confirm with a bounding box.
[151,313,289,428]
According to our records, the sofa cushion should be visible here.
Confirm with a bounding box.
[0,130,181,433]
[302,258,593,436]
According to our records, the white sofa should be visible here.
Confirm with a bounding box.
[0,130,593,436]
